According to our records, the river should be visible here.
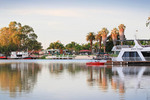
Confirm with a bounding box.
[0,60,150,100]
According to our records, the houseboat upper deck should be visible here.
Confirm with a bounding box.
[112,39,150,61]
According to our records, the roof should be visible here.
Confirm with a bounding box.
[79,50,91,52]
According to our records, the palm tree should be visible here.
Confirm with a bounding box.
[86,32,95,53]
[118,24,126,45]
[95,31,102,52]
[111,28,119,46]
[146,17,150,28]
[101,28,109,53]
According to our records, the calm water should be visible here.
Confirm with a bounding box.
[0,60,150,100]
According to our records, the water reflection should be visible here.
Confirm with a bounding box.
[48,63,112,91]
[0,61,150,100]
[48,63,150,99]
[0,63,41,97]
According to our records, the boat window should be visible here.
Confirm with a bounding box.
[142,52,150,57]
[142,52,150,61]
[122,52,141,61]
[17,55,22,57]
[122,52,140,57]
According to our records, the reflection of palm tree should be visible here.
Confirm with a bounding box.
[101,28,109,53]
[86,32,95,53]
[49,63,64,75]
[101,68,108,91]
[119,82,125,95]
[87,67,95,86]
[95,31,102,52]
[111,79,117,91]
[111,28,119,46]
[118,24,126,45]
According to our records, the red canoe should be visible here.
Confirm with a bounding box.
[86,62,105,66]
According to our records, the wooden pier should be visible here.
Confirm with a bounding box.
[105,61,150,66]
[46,56,74,59]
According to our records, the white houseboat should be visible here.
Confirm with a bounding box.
[112,39,150,61]
[8,51,35,59]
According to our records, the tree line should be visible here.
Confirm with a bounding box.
[48,15,150,54]
[0,21,42,56]
[1,16,149,56]
[86,24,126,53]
[47,24,126,54]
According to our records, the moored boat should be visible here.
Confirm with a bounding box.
[112,39,150,61]
[7,51,36,59]
[0,56,7,59]
[86,62,105,66]
[86,60,107,66]
[0,54,7,59]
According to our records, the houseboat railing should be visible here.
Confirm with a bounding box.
[122,57,142,61]
[144,57,150,61]
[112,57,150,61]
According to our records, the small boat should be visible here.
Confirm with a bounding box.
[86,61,105,66]
[0,54,7,59]
[0,56,7,59]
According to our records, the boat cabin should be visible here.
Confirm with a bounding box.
[10,51,29,59]
[112,39,150,61]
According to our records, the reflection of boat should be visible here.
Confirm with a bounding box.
[86,61,105,66]
[8,51,36,59]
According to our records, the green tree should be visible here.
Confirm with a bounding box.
[65,42,82,54]
[47,41,64,49]
[81,43,90,50]
[74,44,82,53]
[86,32,95,52]
[95,31,102,52]
[106,35,113,52]
[0,21,42,55]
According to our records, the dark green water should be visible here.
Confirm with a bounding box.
[0,60,150,100]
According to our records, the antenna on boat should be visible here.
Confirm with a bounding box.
[135,30,138,40]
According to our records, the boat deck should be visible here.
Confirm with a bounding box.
[105,61,150,66]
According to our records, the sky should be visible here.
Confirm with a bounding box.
[0,0,150,49]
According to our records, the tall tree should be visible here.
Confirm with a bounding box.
[101,28,109,53]
[86,32,95,53]
[81,43,90,50]
[0,21,42,55]
[95,31,102,52]
[111,28,119,46]
[47,41,64,49]
[118,24,126,45]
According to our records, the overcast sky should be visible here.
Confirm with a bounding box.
[0,0,150,49]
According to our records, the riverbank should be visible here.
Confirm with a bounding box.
[45,55,95,60]
[74,55,95,60]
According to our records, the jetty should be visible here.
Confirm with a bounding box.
[46,55,75,59]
